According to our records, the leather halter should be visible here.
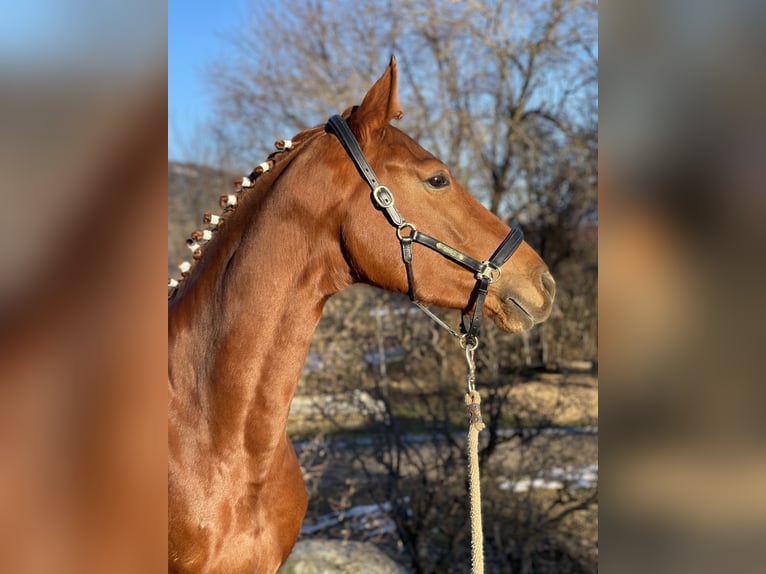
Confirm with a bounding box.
[326,115,524,347]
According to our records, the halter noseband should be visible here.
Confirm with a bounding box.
[326,115,524,347]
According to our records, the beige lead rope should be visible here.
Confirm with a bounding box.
[463,343,485,574]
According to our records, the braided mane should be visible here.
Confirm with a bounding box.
[168,124,326,300]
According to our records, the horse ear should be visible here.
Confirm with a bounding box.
[349,55,403,142]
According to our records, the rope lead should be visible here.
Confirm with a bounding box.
[464,337,485,574]
[465,390,485,574]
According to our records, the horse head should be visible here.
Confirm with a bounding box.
[323,56,555,333]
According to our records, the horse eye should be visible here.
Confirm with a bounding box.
[426,174,450,189]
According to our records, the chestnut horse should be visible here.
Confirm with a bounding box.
[168,56,555,573]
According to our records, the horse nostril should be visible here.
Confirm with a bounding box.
[541,270,556,300]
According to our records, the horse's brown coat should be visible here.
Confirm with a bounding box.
[168,56,554,573]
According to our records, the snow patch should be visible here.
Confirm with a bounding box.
[498,464,598,492]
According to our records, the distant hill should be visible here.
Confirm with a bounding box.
[168,161,235,277]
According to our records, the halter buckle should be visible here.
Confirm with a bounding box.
[373,186,405,227]
[476,261,502,283]
[372,186,395,208]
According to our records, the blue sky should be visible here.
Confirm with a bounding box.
[168,0,251,161]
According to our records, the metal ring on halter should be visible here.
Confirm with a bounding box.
[396,222,417,241]
[460,333,479,352]
[476,261,502,283]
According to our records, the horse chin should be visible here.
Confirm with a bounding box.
[486,298,537,334]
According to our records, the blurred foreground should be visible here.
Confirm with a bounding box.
[601,1,766,572]
[0,3,167,572]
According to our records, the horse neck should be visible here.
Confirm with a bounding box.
[168,149,352,460]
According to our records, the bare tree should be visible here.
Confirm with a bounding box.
[211,0,596,216]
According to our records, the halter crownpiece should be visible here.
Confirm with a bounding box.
[325,114,524,345]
